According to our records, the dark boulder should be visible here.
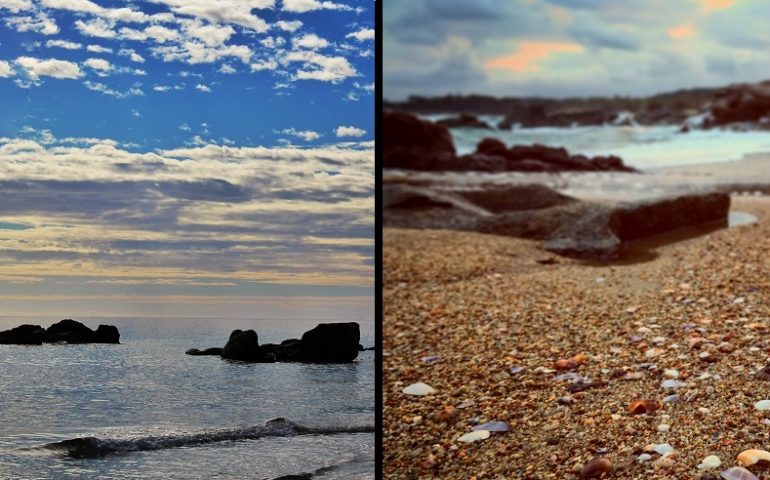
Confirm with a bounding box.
[384,111,456,170]
[44,319,98,344]
[709,82,770,126]
[221,329,273,362]
[297,322,360,363]
[186,347,224,356]
[475,137,507,155]
[0,324,45,345]
[435,113,491,129]
[455,153,507,172]
[93,325,120,344]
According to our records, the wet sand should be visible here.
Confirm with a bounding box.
[384,195,770,479]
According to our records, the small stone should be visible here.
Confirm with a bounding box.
[663,394,680,403]
[657,424,671,432]
[755,363,770,380]
[456,399,475,409]
[403,382,435,396]
[646,347,664,358]
[421,355,440,363]
[629,399,662,415]
[624,372,644,380]
[698,407,711,415]
[432,406,459,423]
[555,358,579,370]
[637,453,652,463]
[471,421,508,432]
[653,443,674,456]
[698,455,721,470]
[580,457,613,479]
[457,430,490,443]
[663,369,680,378]
[661,379,687,389]
[754,400,770,411]
[718,342,735,353]
[652,456,675,468]
[510,366,524,375]
[720,467,759,480]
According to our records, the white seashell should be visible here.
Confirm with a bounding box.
[653,443,674,456]
[737,449,770,466]
[697,455,721,470]
[402,382,436,396]
[721,466,759,480]
[637,453,652,463]
[754,400,770,411]
[457,430,490,443]
[660,379,687,389]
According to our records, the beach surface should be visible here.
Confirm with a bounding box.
[384,191,770,479]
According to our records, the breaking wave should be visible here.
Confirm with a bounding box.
[38,418,374,459]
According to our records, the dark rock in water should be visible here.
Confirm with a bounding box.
[221,329,273,362]
[186,347,224,356]
[709,82,770,127]
[384,111,456,170]
[297,322,360,363]
[43,319,119,344]
[476,137,507,155]
[187,322,360,363]
[93,325,120,343]
[0,324,45,345]
[435,113,491,129]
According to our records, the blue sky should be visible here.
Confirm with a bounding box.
[385,0,770,99]
[0,0,374,319]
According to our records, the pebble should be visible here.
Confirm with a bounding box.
[754,400,770,411]
[653,443,674,456]
[755,363,770,380]
[456,399,474,409]
[661,379,687,389]
[510,366,524,374]
[697,455,721,470]
[432,406,459,423]
[698,407,711,415]
[652,456,675,468]
[457,430,490,443]
[720,466,759,480]
[402,382,435,396]
[657,423,671,432]
[663,369,680,378]
[637,453,652,463]
[580,457,613,479]
[623,372,644,380]
[645,347,664,358]
[663,394,680,403]
[420,355,440,363]
[471,421,509,432]
[629,399,662,415]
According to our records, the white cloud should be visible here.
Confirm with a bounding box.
[276,20,302,32]
[83,57,111,74]
[149,0,271,33]
[282,50,357,83]
[282,0,353,13]
[74,18,116,38]
[87,44,112,53]
[119,48,145,63]
[154,85,171,91]
[0,60,14,78]
[45,39,82,50]
[131,109,141,117]
[179,123,191,131]
[142,25,180,43]
[251,58,278,71]
[219,64,236,74]
[195,83,211,92]
[353,81,374,92]
[183,20,235,47]
[5,12,59,35]
[281,127,321,141]
[15,56,83,80]
[345,27,373,42]
[335,125,365,137]
[152,42,252,64]
[84,80,143,98]
[292,33,329,50]
[0,0,33,13]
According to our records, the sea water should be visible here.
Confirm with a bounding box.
[420,114,770,170]
[0,316,375,479]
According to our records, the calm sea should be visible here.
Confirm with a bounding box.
[0,316,375,479]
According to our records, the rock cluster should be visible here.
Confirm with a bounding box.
[186,322,362,363]
[0,319,120,345]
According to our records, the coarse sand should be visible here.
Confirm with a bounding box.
[383,196,770,479]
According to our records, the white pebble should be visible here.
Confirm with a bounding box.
[657,424,671,432]
[664,369,679,378]
[697,455,721,470]
[457,430,490,443]
[402,382,436,396]
[637,453,652,463]
[755,400,770,411]
[653,443,674,456]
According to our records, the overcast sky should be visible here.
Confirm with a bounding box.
[0,0,373,319]
[385,0,770,100]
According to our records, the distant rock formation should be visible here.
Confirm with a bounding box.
[384,112,637,173]
[186,322,361,363]
[435,113,491,129]
[0,319,120,345]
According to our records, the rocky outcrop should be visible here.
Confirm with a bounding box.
[706,82,770,127]
[0,324,45,345]
[221,329,274,362]
[384,111,456,170]
[43,319,120,344]
[186,322,361,363]
[435,114,491,129]
[0,320,120,345]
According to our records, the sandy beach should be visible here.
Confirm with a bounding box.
[384,190,770,479]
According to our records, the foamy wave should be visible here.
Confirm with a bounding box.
[39,418,374,458]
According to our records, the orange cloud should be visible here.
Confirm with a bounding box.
[701,0,735,11]
[668,23,695,39]
[484,41,584,73]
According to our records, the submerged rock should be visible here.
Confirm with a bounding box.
[221,330,273,362]
[1,320,120,345]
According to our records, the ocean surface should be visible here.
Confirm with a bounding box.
[0,316,375,480]
[420,114,770,170]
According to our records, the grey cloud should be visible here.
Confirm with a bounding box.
[568,13,640,51]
